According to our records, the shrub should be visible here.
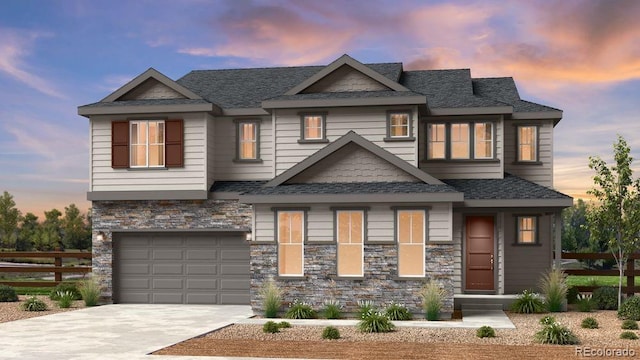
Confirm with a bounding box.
[420,280,446,321]
[322,300,342,319]
[620,331,639,340]
[21,296,47,312]
[535,322,579,345]
[263,321,280,333]
[322,326,341,340]
[622,320,639,330]
[566,286,580,304]
[278,321,291,329]
[259,279,283,318]
[511,290,545,314]
[592,287,618,310]
[576,293,594,312]
[581,317,599,329]
[539,315,556,326]
[0,285,18,302]
[385,302,412,321]
[539,268,567,312]
[56,291,75,308]
[78,279,101,306]
[357,300,374,320]
[49,282,81,301]
[618,296,640,321]
[358,310,395,333]
[476,325,496,338]
[285,299,316,319]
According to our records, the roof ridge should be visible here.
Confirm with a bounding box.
[182,62,403,74]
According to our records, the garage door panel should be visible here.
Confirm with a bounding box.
[221,264,250,275]
[186,249,217,260]
[120,264,150,275]
[119,249,149,260]
[153,249,183,260]
[221,293,250,305]
[186,238,214,246]
[152,278,183,289]
[153,293,183,304]
[187,279,217,289]
[187,293,217,304]
[153,237,183,247]
[221,249,250,260]
[221,278,250,290]
[123,238,151,247]
[186,264,217,275]
[120,278,150,289]
[119,292,150,303]
[153,264,183,275]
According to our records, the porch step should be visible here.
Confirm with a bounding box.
[461,303,504,311]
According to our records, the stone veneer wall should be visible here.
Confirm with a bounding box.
[91,200,251,302]
[250,243,454,317]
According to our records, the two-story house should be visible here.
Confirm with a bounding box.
[78,54,572,316]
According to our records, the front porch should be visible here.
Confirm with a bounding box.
[454,294,519,311]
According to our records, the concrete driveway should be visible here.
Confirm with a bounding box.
[0,304,253,360]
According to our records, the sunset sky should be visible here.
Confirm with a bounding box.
[1,0,639,218]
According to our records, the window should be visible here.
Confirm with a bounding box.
[397,210,425,277]
[475,122,493,159]
[386,112,412,140]
[130,120,165,167]
[427,124,446,159]
[236,120,259,160]
[451,123,470,159]
[336,210,364,277]
[277,211,304,276]
[301,114,326,141]
[517,216,537,244]
[517,126,537,162]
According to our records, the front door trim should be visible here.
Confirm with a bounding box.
[463,214,497,293]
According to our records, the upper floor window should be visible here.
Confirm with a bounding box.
[426,121,495,160]
[235,120,260,161]
[386,111,414,141]
[427,123,446,159]
[517,126,538,162]
[516,216,537,244]
[299,113,328,143]
[475,122,494,159]
[451,123,470,159]
[277,210,305,276]
[130,120,165,168]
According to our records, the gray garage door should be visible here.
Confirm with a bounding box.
[113,232,250,304]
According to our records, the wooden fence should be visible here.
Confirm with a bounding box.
[0,251,91,287]
[560,252,640,296]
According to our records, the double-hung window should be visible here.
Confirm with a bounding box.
[426,121,494,160]
[299,113,327,142]
[397,210,426,277]
[474,122,494,159]
[427,124,446,159]
[336,210,364,277]
[451,123,470,159]
[517,126,538,162]
[516,216,537,244]
[130,120,165,167]
[387,112,413,140]
[277,211,304,276]
[236,120,259,160]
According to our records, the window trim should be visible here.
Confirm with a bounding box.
[274,208,308,277]
[384,110,415,142]
[515,125,540,164]
[424,121,496,161]
[129,119,166,168]
[334,209,366,278]
[450,123,471,159]
[514,215,540,246]
[234,119,262,162]
[298,112,329,143]
[474,122,494,159]
[426,123,447,160]
[394,207,427,278]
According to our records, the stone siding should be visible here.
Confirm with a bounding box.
[91,199,251,302]
[250,242,454,317]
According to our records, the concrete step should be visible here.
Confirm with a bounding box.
[461,303,504,311]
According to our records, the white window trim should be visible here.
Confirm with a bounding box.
[303,115,324,140]
[474,122,494,159]
[517,125,538,162]
[130,120,165,168]
[277,210,305,277]
[389,112,411,138]
[397,209,426,277]
[336,210,364,277]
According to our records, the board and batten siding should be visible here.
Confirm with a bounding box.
[90,113,207,192]
[254,203,452,243]
[274,107,418,176]
[504,119,554,187]
[418,117,504,179]
[212,116,273,181]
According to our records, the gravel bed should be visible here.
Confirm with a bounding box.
[0,295,85,323]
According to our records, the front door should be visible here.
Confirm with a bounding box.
[465,216,495,291]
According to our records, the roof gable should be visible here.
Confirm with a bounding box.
[102,68,203,103]
[285,54,409,95]
[302,65,391,93]
[266,131,443,187]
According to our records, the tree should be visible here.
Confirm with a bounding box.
[34,209,63,251]
[62,204,91,250]
[562,199,590,252]
[587,135,640,309]
[16,212,39,251]
[0,191,21,249]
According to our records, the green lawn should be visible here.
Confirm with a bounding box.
[567,275,640,287]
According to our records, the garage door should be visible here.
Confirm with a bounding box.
[113,233,250,304]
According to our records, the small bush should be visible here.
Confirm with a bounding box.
[576,293,594,312]
[622,320,639,330]
[78,279,101,306]
[539,268,567,312]
[322,326,341,340]
[592,287,618,310]
[581,317,599,329]
[476,325,496,338]
[619,296,640,321]
[357,300,374,320]
[358,310,395,333]
[0,285,18,302]
[278,321,291,329]
[260,279,283,318]
[285,299,316,319]
[511,290,545,314]
[21,296,47,312]
[385,302,412,321]
[420,280,446,320]
[49,282,81,301]
[620,331,639,340]
[566,286,580,304]
[56,291,75,308]
[535,322,579,345]
[322,300,342,319]
[539,315,556,326]
[263,321,280,334]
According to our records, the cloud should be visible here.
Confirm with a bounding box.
[0,28,65,98]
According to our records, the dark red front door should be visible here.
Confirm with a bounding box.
[465,216,495,291]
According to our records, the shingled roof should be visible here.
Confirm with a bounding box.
[443,173,572,200]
